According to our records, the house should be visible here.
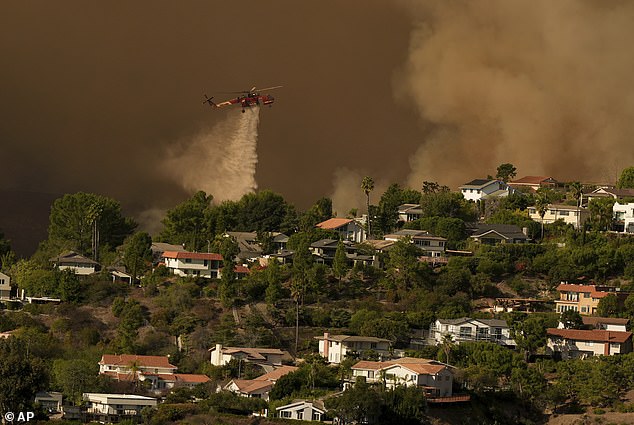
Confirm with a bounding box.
[309,239,374,266]
[527,204,589,229]
[581,317,629,332]
[469,223,529,244]
[585,187,634,204]
[0,271,11,299]
[509,176,558,192]
[316,218,366,243]
[384,229,446,257]
[108,267,133,284]
[429,317,516,347]
[554,283,628,315]
[209,344,286,369]
[459,179,514,202]
[350,357,453,397]
[223,366,298,402]
[35,391,63,413]
[613,202,634,233]
[162,251,249,279]
[546,328,633,359]
[276,400,326,421]
[315,332,391,364]
[50,251,100,275]
[99,354,178,377]
[99,354,209,391]
[224,232,290,261]
[83,393,157,422]
[398,203,423,223]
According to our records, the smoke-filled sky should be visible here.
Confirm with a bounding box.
[2,0,634,232]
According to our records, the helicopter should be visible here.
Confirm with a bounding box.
[203,85,282,113]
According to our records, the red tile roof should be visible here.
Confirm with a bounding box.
[252,365,298,382]
[227,379,273,394]
[162,251,223,261]
[316,218,353,230]
[556,283,597,293]
[234,265,250,274]
[99,354,177,369]
[547,328,632,343]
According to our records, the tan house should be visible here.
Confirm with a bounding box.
[50,251,100,275]
[527,204,589,229]
[350,358,453,398]
[555,283,627,315]
[509,176,558,192]
[384,229,447,258]
[223,365,298,401]
[0,272,11,299]
[547,328,633,359]
[209,344,286,370]
[315,333,391,364]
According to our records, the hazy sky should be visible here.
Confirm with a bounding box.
[3,1,634,229]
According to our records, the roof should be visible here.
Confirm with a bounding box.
[592,188,634,198]
[470,224,527,240]
[314,334,391,343]
[316,218,353,230]
[556,283,598,293]
[226,379,273,394]
[84,393,157,401]
[210,346,285,361]
[234,265,250,274]
[363,239,396,250]
[151,373,210,384]
[50,251,99,265]
[510,176,557,185]
[310,239,340,249]
[352,358,448,375]
[398,203,422,213]
[582,317,630,327]
[435,317,508,328]
[162,251,223,261]
[547,328,632,343]
[253,365,298,382]
[99,354,177,369]
[459,179,496,189]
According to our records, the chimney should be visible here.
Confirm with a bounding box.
[522,227,528,236]
[323,332,330,361]
[211,343,222,365]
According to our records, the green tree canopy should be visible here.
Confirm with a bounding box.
[48,192,136,256]
[159,191,212,251]
[617,166,634,189]
[496,163,517,182]
[122,232,152,283]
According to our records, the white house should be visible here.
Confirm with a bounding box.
[350,358,453,397]
[209,344,286,369]
[315,333,391,364]
[398,204,423,223]
[384,229,446,257]
[546,328,633,359]
[469,224,529,245]
[276,400,326,421]
[459,179,514,202]
[83,393,157,420]
[162,251,223,278]
[50,251,100,275]
[614,202,634,233]
[316,218,366,243]
[0,271,11,299]
[429,318,516,347]
[99,354,177,376]
[527,204,589,229]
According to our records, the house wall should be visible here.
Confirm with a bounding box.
[555,290,600,315]
[99,364,176,375]
[528,207,588,229]
[278,404,323,421]
[164,258,221,279]
[417,369,453,397]
[430,320,514,346]
[614,202,634,233]
[58,264,96,275]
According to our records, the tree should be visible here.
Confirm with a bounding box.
[159,191,212,251]
[52,358,99,404]
[560,310,584,329]
[0,337,48,414]
[569,182,583,207]
[597,293,619,317]
[496,163,517,182]
[48,192,136,257]
[420,190,477,222]
[0,231,14,271]
[441,333,454,364]
[300,197,333,231]
[534,190,550,239]
[588,198,616,231]
[332,240,349,285]
[217,236,240,308]
[374,184,421,235]
[361,176,375,237]
[617,166,634,189]
[121,232,152,284]
[235,190,295,232]
[510,316,547,362]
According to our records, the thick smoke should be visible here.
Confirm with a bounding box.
[167,108,260,202]
[398,0,634,188]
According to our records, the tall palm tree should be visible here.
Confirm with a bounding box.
[361,176,375,238]
[569,182,583,229]
[535,192,550,239]
[441,333,454,364]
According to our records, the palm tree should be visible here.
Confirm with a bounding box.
[361,176,375,238]
[569,182,583,229]
[441,333,454,364]
[534,192,550,239]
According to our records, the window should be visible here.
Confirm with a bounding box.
[297,411,303,420]
[586,341,593,347]
[559,210,569,216]
[459,327,472,338]
[204,260,208,267]
[368,371,374,379]
[370,342,377,349]
[581,306,587,313]
[185,258,192,263]
[584,292,590,298]
[280,411,291,418]
[312,412,322,421]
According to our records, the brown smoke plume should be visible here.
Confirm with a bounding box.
[397,0,634,188]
